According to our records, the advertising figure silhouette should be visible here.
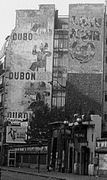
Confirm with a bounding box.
[30,42,51,71]
[8,128,17,141]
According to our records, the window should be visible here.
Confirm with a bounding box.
[62,24,68,29]
[54,39,58,48]
[58,39,63,49]
[0,133,1,142]
[0,77,2,85]
[63,39,68,49]
[54,31,68,50]
[105,75,107,82]
[53,59,58,67]
[54,34,59,39]
[52,97,57,106]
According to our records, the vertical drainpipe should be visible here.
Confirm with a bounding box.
[102,4,106,136]
[51,9,55,109]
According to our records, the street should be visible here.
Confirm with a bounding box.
[1,169,48,180]
[1,167,107,180]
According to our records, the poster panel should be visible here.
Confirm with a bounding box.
[6,126,27,143]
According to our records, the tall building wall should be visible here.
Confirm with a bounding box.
[66,4,104,119]
[66,73,102,118]
[4,5,55,123]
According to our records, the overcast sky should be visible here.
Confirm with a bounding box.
[0,0,105,48]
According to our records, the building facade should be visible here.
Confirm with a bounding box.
[0,3,107,167]
[1,4,55,166]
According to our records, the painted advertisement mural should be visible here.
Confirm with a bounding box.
[69,4,104,73]
[5,5,55,122]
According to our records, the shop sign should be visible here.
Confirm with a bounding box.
[74,133,86,138]
[7,111,31,119]
[10,146,47,152]
[74,127,87,141]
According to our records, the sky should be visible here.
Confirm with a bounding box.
[0,0,105,48]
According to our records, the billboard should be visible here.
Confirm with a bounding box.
[69,4,104,73]
[6,126,27,143]
[5,5,55,122]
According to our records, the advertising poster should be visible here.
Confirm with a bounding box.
[6,126,27,143]
[99,154,107,170]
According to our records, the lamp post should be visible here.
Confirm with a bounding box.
[38,140,42,173]
[38,149,40,173]
[62,120,68,173]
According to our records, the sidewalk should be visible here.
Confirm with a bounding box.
[1,166,107,180]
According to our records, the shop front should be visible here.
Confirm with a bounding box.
[8,145,48,170]
[48,122,91,175]
[68,124,89,175]
[95,138,107,176]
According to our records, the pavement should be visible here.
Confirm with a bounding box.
[1,166,107,180]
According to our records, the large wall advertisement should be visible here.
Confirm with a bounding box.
[69,4,104,73]
[5,5,55,123]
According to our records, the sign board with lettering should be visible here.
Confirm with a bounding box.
[6,126,27,143]
[9,146,48,152]
[5,5,55,122]
[69,4,104,73]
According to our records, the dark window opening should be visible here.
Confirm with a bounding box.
[105,94,107,101]
[106,56,107,63]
